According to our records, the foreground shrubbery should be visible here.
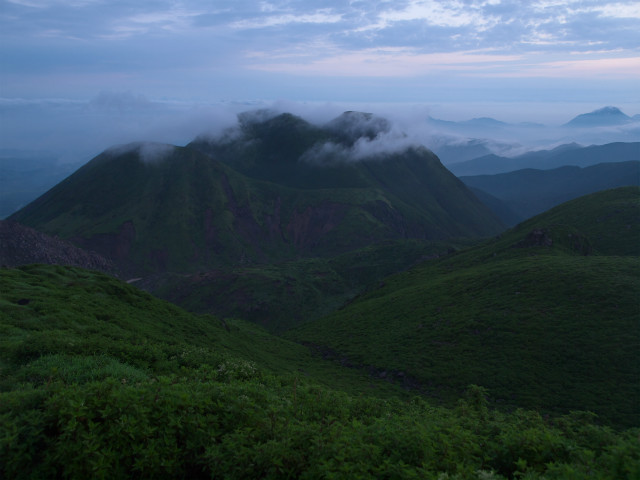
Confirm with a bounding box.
[2,369,639,479]
[1,265,639,478]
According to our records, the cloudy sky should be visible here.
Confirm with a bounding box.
[1,0,639,159]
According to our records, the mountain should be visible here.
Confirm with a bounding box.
[287,187,640,427]
[427,115,544,130]
[460,160,640,223]
[564,106,633,127]
[3,263,637,478]
[9,112,504,277]
[447,142,638,176]
[428,138,496,165]
[466,187,522,227]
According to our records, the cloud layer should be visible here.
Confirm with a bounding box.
[1,1,638,162]
[1,0,638,102]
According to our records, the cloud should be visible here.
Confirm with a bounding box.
[89,91,156,112]
[375,0,498,29]
[230,10,343,29]
[106,142,175,164]
[246,47,522,76]
[301,111,420,164]
[0,93,243,163]
[6,0,99,7]
[582,3,640,20]
[1,0,639,128]
[486,55,640,79]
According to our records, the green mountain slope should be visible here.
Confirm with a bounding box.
[144,239,456,332]
[287,187,640,426]
[10,113,503,276]
[189,111,505,238]
[2,264,638,479]
[0,264,406,397]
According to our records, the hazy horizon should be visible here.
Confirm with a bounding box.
[2,1,639,163]
[1,96,639,166]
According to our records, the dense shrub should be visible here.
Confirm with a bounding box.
[2,376,639,479]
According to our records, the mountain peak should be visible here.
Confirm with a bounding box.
[565,106,631,127]
[325,111,391,145]
[593,106,624,114]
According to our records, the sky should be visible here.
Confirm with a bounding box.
[1,0,640,161]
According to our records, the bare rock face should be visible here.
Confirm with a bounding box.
[514,227,593,255]
[516,228,553,248]
[0,220,116,274]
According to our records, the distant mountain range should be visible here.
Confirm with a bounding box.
[426,106,638,166]
[447,142,639,176]
[427,116,544,130]
[460,160,640,223]
[2,106,638,220]
[429,106,638,132]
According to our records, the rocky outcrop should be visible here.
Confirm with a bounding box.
[286,202,348,250]
[516,228,553,248]
[0,220,115,274]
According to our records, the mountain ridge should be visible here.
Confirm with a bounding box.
[448,141,639,176]
[10,112,504,276]
[460,160,640,223]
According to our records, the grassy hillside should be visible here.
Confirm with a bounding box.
[287,187,640,427]
[0,264,406,398]
[2,264,638,479]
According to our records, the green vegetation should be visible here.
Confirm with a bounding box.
[3,112,639,478]
[288,187,640,427]
[2,264,638,479]
[149,239,458,332]
[0,264,407,398]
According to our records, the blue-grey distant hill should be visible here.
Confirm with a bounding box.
[460,160,640,224]
[448,142,639,176]
[564,106,632,127]
[427,116,544,129]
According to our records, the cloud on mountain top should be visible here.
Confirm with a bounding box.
[301,112,418,164]
[106,142,175,164]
